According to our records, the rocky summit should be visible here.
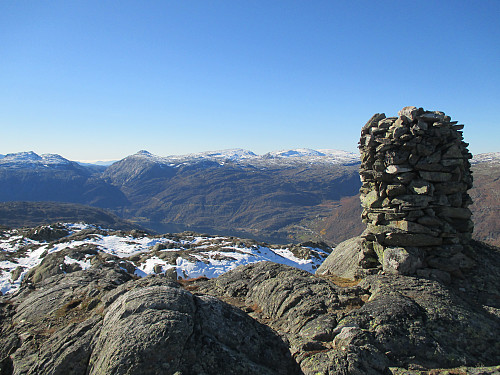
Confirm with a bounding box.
[0,108,499,374]
[0,225,498,374]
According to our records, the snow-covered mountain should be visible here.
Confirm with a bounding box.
[4,149,500,169]
[0,148,360,170]
[129,148,258,165]
[471,152,500,164]
[124,148,361,168]
[129,148,500,168]
[0,151,81,170]
[0,223,330,295]
[0,148,362,243]
[263,148,361,165]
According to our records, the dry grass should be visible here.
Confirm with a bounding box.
[246,303,263,314]
[178,276,209,291]
[320,274,361,287]
[54,298,83,319]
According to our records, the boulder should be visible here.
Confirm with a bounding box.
[1,263,299,375]
[398,106,419,122]
[22,224,69,242]
[390,195,433,208]
[435,206,472,220]
[316,236,368,279]
[388,220,436,235]
[386,165,413,174]
[89,285,298,375]
[361,190,383,208]
[418,171,453,182]
[408,180,434,195]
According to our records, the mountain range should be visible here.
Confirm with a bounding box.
[1,149,499,246]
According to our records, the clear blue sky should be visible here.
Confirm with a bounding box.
[1,1,499,161]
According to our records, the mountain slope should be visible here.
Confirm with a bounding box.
[0,201,144,231]
[0,152,128,208]
[469,152,500,246]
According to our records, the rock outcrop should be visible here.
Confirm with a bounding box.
[196,246,500,375]
[0,263,300,375]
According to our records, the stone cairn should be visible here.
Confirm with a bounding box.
[358,106,474,281]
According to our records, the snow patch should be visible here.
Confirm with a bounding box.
[64,256,92,271]
[0,223,331,295]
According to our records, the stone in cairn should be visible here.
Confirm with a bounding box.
[358,106,474,281]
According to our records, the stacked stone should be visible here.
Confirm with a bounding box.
[358,106,474,280]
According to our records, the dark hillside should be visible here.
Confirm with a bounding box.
[0,201,145,231]
[0,168,128,209]
[469,160,500,246]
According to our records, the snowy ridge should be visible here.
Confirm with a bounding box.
[471,152,500,164]
[265,148,326,158]
[90,150,500,168]
[0,151,75,169]
[126,148,360,167]
[4,150,500,169]
[0,223,331,295]
[131,148,258,164]
[264,148,360,165]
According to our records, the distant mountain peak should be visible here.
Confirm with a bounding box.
[260,148,360,166]
[76,159,117,167]
[3,151,42,162]
[471,152,500,164]
[40,153,73,165]
[189,148,258,160]
[0,151,78,170]
[265,148,326,158]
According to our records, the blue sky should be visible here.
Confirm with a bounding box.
[1,1,499,161]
